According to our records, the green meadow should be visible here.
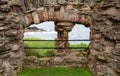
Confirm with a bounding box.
[24,38,89,57]
[21,38,92,76]
[18,67,93,76]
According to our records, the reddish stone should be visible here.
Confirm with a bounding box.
[25,13,33,26]
[66,4,74,10]
[54,11,60,20]
[42,8,48,21]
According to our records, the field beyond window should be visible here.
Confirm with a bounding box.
[24,38,89,57]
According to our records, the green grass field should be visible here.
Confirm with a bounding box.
[24,38,89,57]
[18,67,93,76]
[23,38,91,76]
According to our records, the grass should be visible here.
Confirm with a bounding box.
[23,38,91,76]
[70,43,88,47]
[18,67,93,76]
[70,43,89,51]
[24,38,54,57]
[24,37,89,57]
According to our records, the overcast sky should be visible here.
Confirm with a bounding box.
[25,21,90,44]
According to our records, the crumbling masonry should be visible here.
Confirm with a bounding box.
[0,0,120,76]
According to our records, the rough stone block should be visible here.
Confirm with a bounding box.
[48,7,54,20]
[58,0,67,5]
[25,13,33,26]
[5,30,19,37]
[0,1,7,5]
[0,27,8,31]
[42,8,48,21]
[9,0,21,6]
[112,48,120,56]
[43,0,57,5]
[52,57,64,65]
[32,12,40,24]
[12,44,19,51]
[0,15,6,20]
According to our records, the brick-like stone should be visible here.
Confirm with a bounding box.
[10,0,21,6]
[5,30,19,37]
[0,15,6,20]
[25,13,33,26]
[0,27,8,31]
[12,44,19,51]
[32,12,40,24]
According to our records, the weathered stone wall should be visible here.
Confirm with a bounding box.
[0,0,120,76]
[23,0,92,26]
[89,0,120,76]
[24,51,88,68]
[23,0,93,57]
[0,0,25,76]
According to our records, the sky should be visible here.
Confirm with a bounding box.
[25,21,90,44]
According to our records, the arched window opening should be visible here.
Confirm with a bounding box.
[24,21,57,57]
[69,24,90,51]
[24,22,90,57]
[24,21,57,39]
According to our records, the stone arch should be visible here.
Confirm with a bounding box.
[22,0,92,56]
[0,0,120,76]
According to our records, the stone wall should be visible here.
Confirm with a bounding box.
[23,0,92,26]
[24,51,88,68]
[89,0,120,76]
[0,0,25,76]
[0,0,120,76]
